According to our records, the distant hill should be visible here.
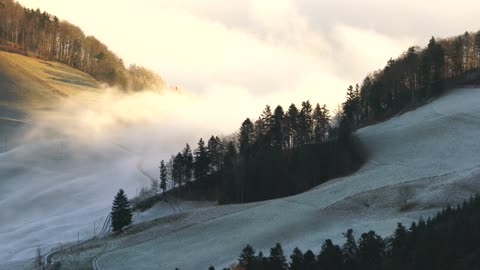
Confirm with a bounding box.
[0,50,102,149]
[0,0,164,91]
[0,50,100,112]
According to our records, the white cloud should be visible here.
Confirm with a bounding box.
[16,0,476,136]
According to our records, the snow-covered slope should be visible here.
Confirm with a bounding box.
[93,88,480,270]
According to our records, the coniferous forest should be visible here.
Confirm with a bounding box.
[136,30,480,208]
[0,0,163,90]
[196,195,480,270]
[145,101,364,207]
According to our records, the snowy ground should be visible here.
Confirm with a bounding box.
[91,88,480,270]
[2,88,480,270]
[0,133,211,268]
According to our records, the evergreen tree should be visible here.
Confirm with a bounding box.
[160,160,167,193]
[475,31,480,68]
[221,142,237,203]
[303,250,317,270]
[342,229,358,270]
[110,189,132,232]
[285,103,299,148]
[268,243,288,270]
[313,103,322,143]
[272,105,285,150]
[172,153,184,187]
[207,135,222,173]
[194,138,210,180]
[238,244,256,269]
[298,101,313,145]
[357,231,385,270]
[289,247,305,270]
[260,105,274,137]
[390,223,409,270]
[239,118,255,157]
[182,144,193,183]
[317,239,343,270]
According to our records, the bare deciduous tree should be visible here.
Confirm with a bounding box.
[398,185,415,211]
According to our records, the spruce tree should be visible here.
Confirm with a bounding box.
[342,229,358,270]
[238,244,256,269]
[289,247,305,270]
[285,104,299,148]
[268,243,288,270]
[194,138,209,180]
[160,160,167,193]
[303,250,317,269]
[239,118,255,157]
[182,144,193,183]
[317,239,343,270]
[110,189,133,232]
[272,105,285,150]
[172,153,184,187]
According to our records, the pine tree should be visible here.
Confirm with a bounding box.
[317,239,343,270]
[298,101,313,145]
[207,136,220,173]
[357,231,385,270]
[110,189,133,232]
[475,31,480,68]
[239,118,255,157]
[160,160,167,193]
[221,142,238,203]
[268,243,288,270]
[260,105,274,137]
[303,250,317,270]
[194,138,209,180]
[272,105,285,150]
[289,247,305,270]
[172,153,184,187]
[238,244,256,269]
[313,103,324,143]
[285,104,299,148]
[182,144,193,183]
[342,229,358,270]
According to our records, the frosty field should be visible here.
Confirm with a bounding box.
[2,88,480,270]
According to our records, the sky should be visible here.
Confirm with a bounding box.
[16,0,480,132]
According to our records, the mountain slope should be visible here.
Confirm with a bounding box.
[0,51,100,148]
[0,50,99,111]
[86,88,480,270]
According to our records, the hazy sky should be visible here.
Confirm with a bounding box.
[17,0,480,120]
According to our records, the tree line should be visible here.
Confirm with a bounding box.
[154,101,362,204]
[342,31,480,130]
[0,0,163,90]
[197,195,480,270]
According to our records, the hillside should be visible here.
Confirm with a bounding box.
[0,50,99,108]
[24,87,476,270]
[0,50,101,148]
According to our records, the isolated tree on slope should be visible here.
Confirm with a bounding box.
[111,189,133,232]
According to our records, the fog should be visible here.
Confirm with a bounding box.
[0,87,252,263]
[4,0,480,265]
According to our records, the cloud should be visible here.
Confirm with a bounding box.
[17,0,419,113]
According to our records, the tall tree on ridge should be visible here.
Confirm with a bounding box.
[182,144,193,183]
[194,138,209,180]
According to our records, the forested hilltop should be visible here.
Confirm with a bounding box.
[0,0,163,90]
[343,31,480,130]
[132,29,480,210]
